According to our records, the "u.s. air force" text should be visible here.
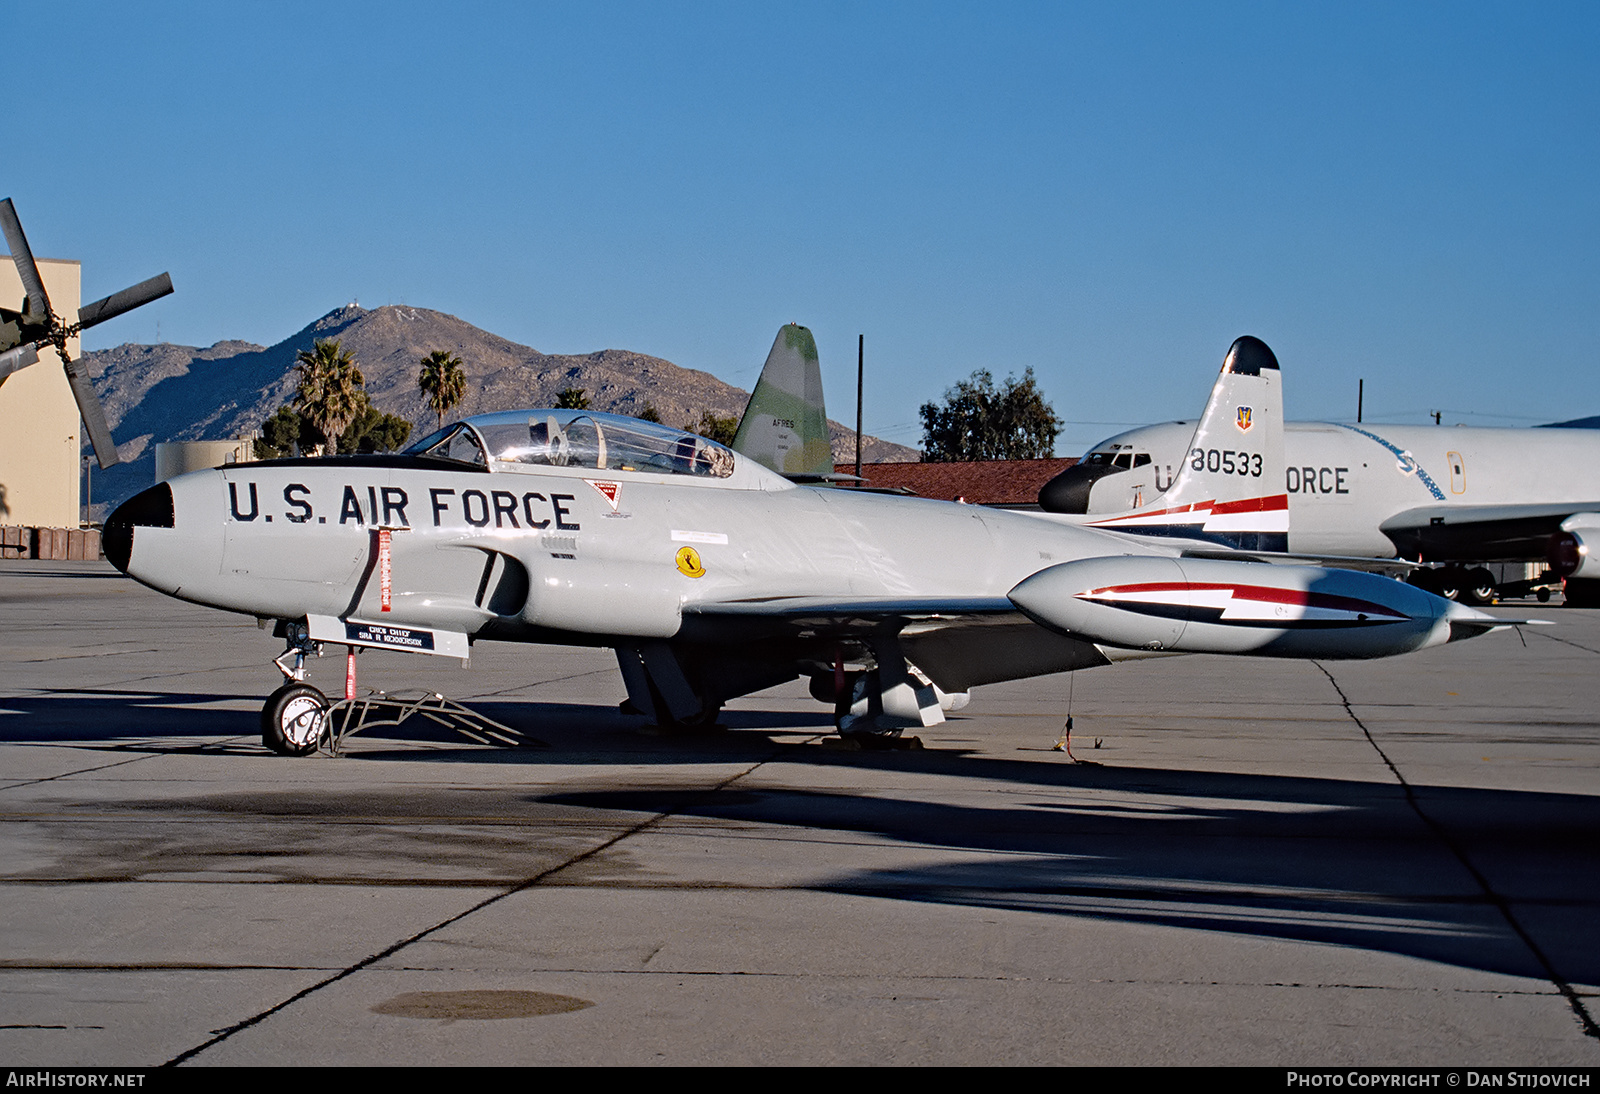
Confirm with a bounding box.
[226,483,580,530]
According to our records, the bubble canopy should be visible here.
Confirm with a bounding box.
[405,410,736,478]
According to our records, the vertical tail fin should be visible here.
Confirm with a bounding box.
[731,324,834,477]
[1084,336,1287,551]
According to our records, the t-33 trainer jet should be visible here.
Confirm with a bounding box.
[105,329,1530,754]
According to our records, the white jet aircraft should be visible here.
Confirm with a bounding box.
[105,330,1529,755]
[1039,412,1600,605]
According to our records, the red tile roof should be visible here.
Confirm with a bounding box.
[833,458,1078,508]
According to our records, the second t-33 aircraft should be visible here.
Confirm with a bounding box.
[105,328,1529,754]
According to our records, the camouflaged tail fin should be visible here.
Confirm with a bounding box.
[731,324,834,478]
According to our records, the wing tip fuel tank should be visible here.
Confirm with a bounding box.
[1008,555,1506,659]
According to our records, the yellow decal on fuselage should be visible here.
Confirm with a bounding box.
[675,545,706,578]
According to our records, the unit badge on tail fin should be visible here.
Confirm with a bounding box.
[1085,335,1287,552]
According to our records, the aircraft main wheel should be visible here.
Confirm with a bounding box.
[1537,587,1552,603]
[1433,569,1462,601]
[1463,567,1497,605]
[261,683,328,756]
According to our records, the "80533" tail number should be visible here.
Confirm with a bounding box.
[1191,449,1262,476]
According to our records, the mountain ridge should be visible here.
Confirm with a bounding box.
[83,304,917,515]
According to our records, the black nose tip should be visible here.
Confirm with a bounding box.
[104,482,174,573]
[1040,464,1122,513]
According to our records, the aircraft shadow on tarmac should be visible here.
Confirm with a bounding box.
[6,689,1597,996]
[542,767,1600,993]
[0,689,839,759]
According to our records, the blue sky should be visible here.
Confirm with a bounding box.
[13,1,1598,452]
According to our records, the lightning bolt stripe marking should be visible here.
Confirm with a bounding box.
[1078,581,1411,627]
[1086,494,1288,527]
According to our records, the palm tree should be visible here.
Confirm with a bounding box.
[293,339,368,456]
[417,350,466,431]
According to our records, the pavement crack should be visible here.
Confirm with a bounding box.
[463,668,619,700]
[0,752,158,792]
[1533,631,1600,656]
[1314,661,1600,1042]
[161,750,780,1066]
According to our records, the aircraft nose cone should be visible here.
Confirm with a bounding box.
[103,482,174,573]
[1039,464,1118,513]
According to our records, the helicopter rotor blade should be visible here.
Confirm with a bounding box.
[0,198,52,318]
[0,342,39,385]
[78,272,173,330]
[58,351,120,468]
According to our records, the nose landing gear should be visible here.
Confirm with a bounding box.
[258,617,533,756]
[262,621,327,756]
[261,682,329,756]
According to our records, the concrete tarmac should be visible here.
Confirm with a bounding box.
[2,560,1597,1066]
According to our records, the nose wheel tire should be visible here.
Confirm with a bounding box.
[262,683,329,756]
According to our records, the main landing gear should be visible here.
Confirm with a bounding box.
[813,641,969,750]
[1407,565,1500,606]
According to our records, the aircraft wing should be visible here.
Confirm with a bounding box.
[1178,547,1418,576]
[1378,502,1600,560]
[678,594,1105,693]
[680,594,1018,638]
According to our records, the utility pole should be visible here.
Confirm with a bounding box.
[855,334,864,481]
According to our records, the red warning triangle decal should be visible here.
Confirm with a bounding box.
[588,480,622,511]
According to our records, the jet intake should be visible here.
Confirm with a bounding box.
[1009,555,1478,659]
[1548,516,1600,579]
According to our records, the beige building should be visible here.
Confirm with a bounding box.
[155,439,253,482]
[0,257,81,528]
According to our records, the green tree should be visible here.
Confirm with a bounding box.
[556,387,590,409]
[340,405,414,453]
[255,405,319,459]
[294,339,368,456]
[255,403,412,458]
[417,350,466,431]
[686,410,739,446]
[637,402,662,424]
[919,367,1061,462]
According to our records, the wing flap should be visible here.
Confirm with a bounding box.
[684,594,1016,620]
